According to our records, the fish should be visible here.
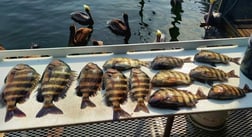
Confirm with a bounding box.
[103,57,149,71]
[0,64,40,122]
[36,59,76,118]
[189,65,239,86]
[151,70,192,87]
[76,62,103,109]
[194,50,240,66]
[150,56,191,70]
[148,88,206,109]
[129,68,151,113]
[103,68,131,120]
[207,84,252,99]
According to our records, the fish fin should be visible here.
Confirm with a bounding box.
[5,107,26,122]
[196,88,207,99]
[134,102,149,113]
[231,57,241,65]
[75,86,82,97]
[227,70,239,78]
[113,107,131,120]
[36,104,63,118]
[183,57,192,63]
[81,98,96,109]
[243,84,252,93]
[140,61,151,68]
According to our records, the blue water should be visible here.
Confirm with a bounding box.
[0,0,208,49]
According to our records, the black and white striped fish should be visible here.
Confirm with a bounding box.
[150,56,191,70]
[189,65,239,85]
[103,68,130,120]
[103,57,149,71]
[129,68,151,113]
[151,70,192,87]
[148,88,206,109]
[76,62,103,109]
[208,84,252,99]
[0,64,40,122]
[36,59,76,118]
[194,50,240,66]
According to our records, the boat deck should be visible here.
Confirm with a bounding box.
[1,108,252,137]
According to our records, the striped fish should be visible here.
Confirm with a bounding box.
[189,65,239,85]
[150,56,191,70]
[148,88,206,109]
[36,59,76,118]
[208,84,252,99]
[1,64,40,122]
[129,68,151,113]
[103,57,149,71]
[194,50,240,66]
[103,68,130,120]
[76,62,103,109]
[151,70,192,87]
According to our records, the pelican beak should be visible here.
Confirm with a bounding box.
[209,0,216,4]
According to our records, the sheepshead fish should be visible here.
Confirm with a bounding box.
[103,57,149,71]
[76,62,103,109]
[148,88,206,109]
[150,56,191,70]
[151,70,192,87]
[129,68,151,113]
[1,64,40,122]
[208,84,252,99]
[189,65,239,85]
[194,50,240,66]
[103,68,130,120]
[36,59,76,118]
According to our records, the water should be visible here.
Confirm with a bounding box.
[0,0,209,49]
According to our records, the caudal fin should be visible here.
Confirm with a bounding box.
[134,101,149,113]
[231,57,241,65]
[5,107,26,122]
[227,70,239,78]
[183,57,192,63]
[113,106,131,120]
[36,104,63,118]
[196,88,207,100]
[243,84,252,93]
[81,98,96,109]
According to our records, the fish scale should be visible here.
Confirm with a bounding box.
[103,68,130,120]
[148,88,206,109]
[208,84,252,99]
[1,64,40,122]
[36,59,76,118]
[129,68,151,113]
[151,56,191,70]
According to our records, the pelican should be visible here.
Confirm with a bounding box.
[68,24,93,46]
[107,13,131,44]
[200,0,222,29]
[70,4,94,27]
[155,29,166,42]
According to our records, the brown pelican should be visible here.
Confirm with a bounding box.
[68,24,92,46]
[155,30,166,42]
[70,4,94,27]
[200,0,222,29]
[107,13,131,44]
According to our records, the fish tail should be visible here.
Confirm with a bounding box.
[231,57,241,65]
[134,101,149,113]
[196,88,207,99]
[227,70,239,78]
[140,61,151,68]
[81,98,96,109]
[183,57,192,63]
[36,103,63,118]
[5,107,26,122]
[243,84,252,93]
[113,106,131,120]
